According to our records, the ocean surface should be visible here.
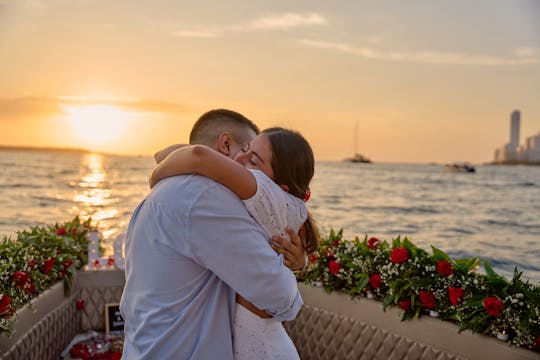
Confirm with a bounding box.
[1,148,539,283]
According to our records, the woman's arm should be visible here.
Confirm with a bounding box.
[150,145,257,200]
[154,144,188,164]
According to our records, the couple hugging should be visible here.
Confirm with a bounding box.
[119,109,319,359]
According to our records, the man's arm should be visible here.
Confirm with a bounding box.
[189,184,302,321]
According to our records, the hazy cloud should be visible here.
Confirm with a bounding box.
[300,39,540,66]
[247,12,327,30]
[173,30,221,39]
[0,96,189,121]
[172,12,327,39]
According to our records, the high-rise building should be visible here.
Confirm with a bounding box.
[494,110,540,163]
[510,110,520,147]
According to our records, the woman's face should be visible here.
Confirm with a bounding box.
[234,133,274,179]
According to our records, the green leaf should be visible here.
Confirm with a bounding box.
[431,246,451,261]
[357,273,369,290]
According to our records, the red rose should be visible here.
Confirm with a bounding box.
[28,258,36,270]
[390,247,409,264]
[437,260,454,276]
[369,274,383,289]
[309,253,318,263]
[448,287,465,306]
[483,297,504,317]
[398,299,411,311]
[107,257,115,266]
[13,271,30,287]
[331,239,340,247]
[76,299,85,310]
[63,259,73,270]
[56,227,67,236]
[43,257,55,275]
[418,290,436,309]
[0,293,10,314]
[329,260,341,275]
[367,237,380,250]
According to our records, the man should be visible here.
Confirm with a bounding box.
[120,109,307,359]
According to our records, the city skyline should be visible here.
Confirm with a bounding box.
[494,110,540,163]
[1,0,539,163]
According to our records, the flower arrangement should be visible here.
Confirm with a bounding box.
[0,217,93,335]
[302,229,540,351]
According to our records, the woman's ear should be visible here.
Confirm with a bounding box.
[279,184,289,192]
[217,132,232,156]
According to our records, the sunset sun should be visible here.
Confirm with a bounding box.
[65,104,133,143]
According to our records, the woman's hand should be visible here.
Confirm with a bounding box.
[270,227,307,272]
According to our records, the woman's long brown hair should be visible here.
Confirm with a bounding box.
[263,127,320,253]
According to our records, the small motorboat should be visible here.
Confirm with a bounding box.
[444,163,475,173]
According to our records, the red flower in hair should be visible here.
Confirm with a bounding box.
[303,187,311,202]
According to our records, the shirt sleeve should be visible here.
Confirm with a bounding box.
[187,183,303,321]
[243,169,308,239]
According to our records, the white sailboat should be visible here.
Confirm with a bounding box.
[347,120,372,163]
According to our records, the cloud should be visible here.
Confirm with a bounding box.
[172,12,327,39]
[247,12,327,30]
[300,39,540,66]
[173,30,222,39]
[0,96,189,121]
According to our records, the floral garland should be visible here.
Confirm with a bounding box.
[302,229,540,351]
[0,217,92,335]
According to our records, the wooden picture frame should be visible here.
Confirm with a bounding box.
[104,303,125,335]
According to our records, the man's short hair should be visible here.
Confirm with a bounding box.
[189,109,260,147]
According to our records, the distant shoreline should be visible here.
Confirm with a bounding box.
[0,145,90,153]
[488,161,540,166]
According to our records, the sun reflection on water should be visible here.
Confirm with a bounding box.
[73,153,120,255]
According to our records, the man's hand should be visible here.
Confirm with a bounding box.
[270,227,307,272]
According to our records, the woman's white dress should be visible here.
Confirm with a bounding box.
[233,169,307,360]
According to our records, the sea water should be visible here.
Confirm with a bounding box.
[1,149,539,282]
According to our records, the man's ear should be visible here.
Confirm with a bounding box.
[279,184,289,192]
[217,132,232,156]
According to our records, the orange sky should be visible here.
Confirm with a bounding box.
[1,0,539,162]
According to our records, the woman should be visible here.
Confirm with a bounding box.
[151,127,319,359]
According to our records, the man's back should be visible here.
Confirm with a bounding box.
[120,175,302,359]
